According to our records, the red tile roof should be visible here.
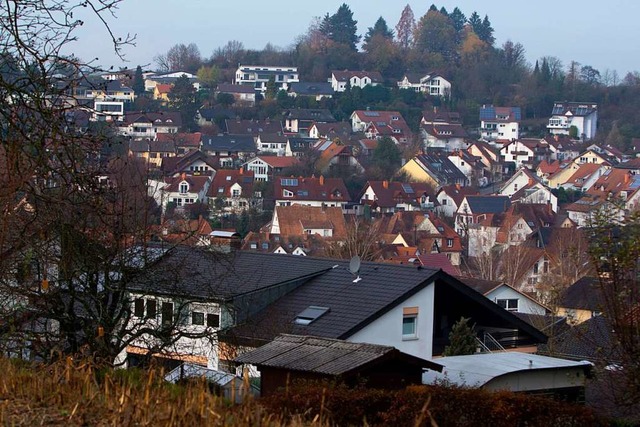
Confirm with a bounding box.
[274,176,350,203]
[207,169,255,198]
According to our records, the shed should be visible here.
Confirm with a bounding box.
[235,334,443,396]
[165,363,259,403]
[422,352,592,402]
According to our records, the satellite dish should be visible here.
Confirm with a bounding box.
[349,255,362,283]
[349,255,361,275]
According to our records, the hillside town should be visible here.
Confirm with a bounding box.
[2,1,640,424]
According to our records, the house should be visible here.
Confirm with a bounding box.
[547,159,611,189]
[268,205,347,240]
[479,105,521,142]
[153,83,173,103]
[201,135,256,166]
[243,156,299,182]
[151,216,214,247]
[330,70,382,92]
[256,133,288,155]
[287,82,334,100]
[128,140,176,168]
[543,134,582,161]
[510,184,558,213]
[420,123,469,151]
[499,138,551,169]
[145,72,200,92]
[196,107,233,128]
[234,65,299,95]
[547,101,598,140]
[455,195,510,236]
[84,79,135,103]
[396,72,451,97]
[467,140,504,179]
[421,109,462,126]
[435,184,478,218]
[400,152,469,189]
[273,175,350,209]
[423,353,592,402]
[350,110,410,140]
[156,132,202,155]
[160,149,218,177]
[497,245,552,292]
[216,83,256,106]
[284,109,335,135]
[457,277,548,315]
[499,168,541,198]
[222,258,547,363]
[91,100,124,122]
[556,276,604,324]
[225,118,283,136]
[118,112,182,140]
[207,168,260,214]
[285,137,316,157]
[161,173,212,211]
[359,181,435,214]
[308,121,352,140]
[536,159,561,184]
[235,334,442,396]
[448,150,486,187]
[313,140,364,174]
[559,162,609,192]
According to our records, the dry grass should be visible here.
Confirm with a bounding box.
[0,357,324,426]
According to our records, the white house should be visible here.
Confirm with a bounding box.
[547,102,598,141]
[330,70,383,92]
[397,73,451,97]
[234,65,299,95]
[479,105,521,142]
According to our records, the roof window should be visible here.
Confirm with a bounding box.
[294,306,330,325]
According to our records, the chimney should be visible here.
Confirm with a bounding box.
[625,173,631,185]
[554,134,559,142]
[239,166,244,174]
[455,183,461,190]
[547,200,552,214]
[383,180,389,189]
[181,172,186,181]
[528,177,534,186]
[319,175,325,186]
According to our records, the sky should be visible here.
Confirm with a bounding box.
[70,1,639,77]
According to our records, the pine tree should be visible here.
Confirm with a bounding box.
[326,3,360,51]
[363,16,394,45]
[480,15,495,45]
[132,65,145,94]
[468,12,482,35]
[443,317,477,356]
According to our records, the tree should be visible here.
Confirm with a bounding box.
[324,217,382,261]
[363,17,394,45]
[196,65,219,89]
[443,317,477,356]
[414,9,458,63]
[168,75,198,131]
[449,7,467,33]
[371,137,402,179]
[395,4,416,50]
[132,65,145,94]
[155,43,202,73]
[264,76,278,100]
[322,3,360,51]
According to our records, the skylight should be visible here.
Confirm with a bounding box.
[294,306,330,325]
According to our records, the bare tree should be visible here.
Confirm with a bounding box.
[324,217,382,261]
[155,43,202,73]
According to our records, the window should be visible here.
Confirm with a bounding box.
[533,262,539,274]
[161,302,173,326]
[179,182,188,194]
[447,238,453,248]
[402,307,418,339]
[295,306,330,325]
[146,299,157,319]
[497,299,518,312]
[192,311,205,325]
[250,242,257,249]
[133,298,144,318]
[207,313,220,328]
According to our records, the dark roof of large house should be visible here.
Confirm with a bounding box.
[422,110,462,125]
[551,101,598,117]
[331,70,383,83]
[463,195,511,214]
[122,112,182,127]
[479,105,522,122]
[285,109,335,122]
[160,150,219,176]
[235,334,443,374]
[225,119,283,135]
[127,247,336,300]
[289,82,334,96]
[456,276,504,295]
[217,83,255,95]
[201,135,256,153]
[413,153,468,185]
[360,181,435,209]
[539,315,616,363]
[560,276,605,312]
[224,260,547,346]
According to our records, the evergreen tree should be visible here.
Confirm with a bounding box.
[325,3,360,51]
[371,136,401,179]
[468,12,482,34]
[414,9,457,62]
[265,76,277,100]
[449,7,467,33]
[363,16,394,44]
[443,317,477,356]
[168,74,198,131]
[429,4,438,11]
[132,65,145,94]
[439,6,449,16]
[480,15,495,45]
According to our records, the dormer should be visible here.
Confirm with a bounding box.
[179,181,189,194]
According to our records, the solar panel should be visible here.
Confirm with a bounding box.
[363,111,380,117]
[401,183,414,193]
[281,178,298,186]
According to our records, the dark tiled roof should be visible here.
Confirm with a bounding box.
[225,119,283,135]
[332,70,383,83]
[285,109,335,122]
[456,276,503,295]
[127,247,335,300]
[122,111,182,127]
[540,315,616,363]
[289,82,334,96]
[464,195,511,214]
[414,153,468,185]
[202,135,256,153]
[235,334,442,374]
[217,83,255,94]
[560,276,605,311]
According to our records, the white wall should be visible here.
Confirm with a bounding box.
[348,283,435,359]
[486,286,546,315]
